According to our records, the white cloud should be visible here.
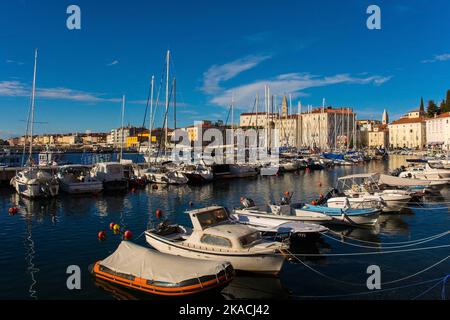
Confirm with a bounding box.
[0,80,120,103]
[421,53,450,63]
[210,73,392,108]
[6,59,24,65]
[201,55,271,94]
[107,60,119,66]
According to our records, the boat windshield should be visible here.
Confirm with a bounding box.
[239,231,261,247]
[196,208,230,229]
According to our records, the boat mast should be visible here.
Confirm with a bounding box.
[231,91,234,130]
[120,95,125,162]
[148,75,155,155]
[164,50,170,151]
[28,49,38,167]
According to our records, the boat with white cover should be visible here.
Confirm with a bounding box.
[145,206,287,274]
[143,166,188,185]
[11,168,59,198]
[90,241,234,296]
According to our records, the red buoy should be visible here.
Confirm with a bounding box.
[311,200,317,205]
[8,207,18,215]
[156,209,162,218]
[124,230,133,240]
[98,231,107,241]
[109,222,115,230]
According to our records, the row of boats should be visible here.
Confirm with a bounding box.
[90,168,449,297]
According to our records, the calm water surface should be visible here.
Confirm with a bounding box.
[0,156,448,300]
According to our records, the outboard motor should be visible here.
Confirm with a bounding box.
[240,197,256,209]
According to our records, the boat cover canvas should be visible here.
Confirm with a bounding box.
[322,153,344,160]
[378,174,443,187]
[100,241,229,283]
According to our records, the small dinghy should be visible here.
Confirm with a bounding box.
[90,241,234,296]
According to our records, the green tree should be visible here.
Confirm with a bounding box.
[426,100,438,117]
[439,100,446,114]
[444,90,450,112]
[419,97,425,113]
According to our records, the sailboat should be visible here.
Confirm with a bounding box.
[10,49,59,198]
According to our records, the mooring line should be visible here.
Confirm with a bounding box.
[327,229,449,246]
[278,244,450,257]
[322,231,449,249]
[284,248,449,288]
[290,277,446,299]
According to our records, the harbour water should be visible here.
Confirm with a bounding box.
[0,155,448,300]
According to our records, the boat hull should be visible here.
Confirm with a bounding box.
[60,181,103,194]
[145,232,285,274]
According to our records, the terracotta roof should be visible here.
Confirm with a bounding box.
[240,112,279,116]
[389,117,426,125]
[426,112,450,120]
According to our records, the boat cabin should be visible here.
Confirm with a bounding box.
[186,206,263,250]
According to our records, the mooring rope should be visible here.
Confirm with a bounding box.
[278,244,450,257]
[322,230,449,250]
[283,248,449,288]
[290,276,447,299]
[327,229,449,246]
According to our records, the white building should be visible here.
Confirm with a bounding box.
[426,112,450,151]
[107,127,131,147]
[388,112,426,149]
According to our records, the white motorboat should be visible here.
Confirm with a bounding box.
[11,168,59,198]
[279,159,300,172]
[143,166,188,185]
[179,163,214,183]
[338,174,413,212]
[57,165,103,194]
[90,162,128,191]
[327,196,384,210]
[231,200,328,243]
[145,206,287,274]
[235,196,380,227]
[399,164,450,183]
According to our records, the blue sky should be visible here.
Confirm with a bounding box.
[1,0,450,138]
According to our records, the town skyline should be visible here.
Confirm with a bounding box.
[2,1,450,138]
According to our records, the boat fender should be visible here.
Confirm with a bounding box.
[113,224,121,233]
[123,230,133,240]
[8,207,18,215]
[98,231,107,241]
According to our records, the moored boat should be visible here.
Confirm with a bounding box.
[90,241,234,296]
[57,165,103,194]
[145,206,287,274]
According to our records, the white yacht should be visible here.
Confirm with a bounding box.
[10,50,59,198]
[399,164,450,182]
[90,162,128,191]
[143,166,188,185]
[179,163,214,183]
[57,165,103,194]
[145,206,287,274]
[11,168,59,198]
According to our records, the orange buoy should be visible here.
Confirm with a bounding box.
[109,222,115,230]
[8,207,18,215]
[156,209,163,218]
[311,200,317,205]
[284,191,290,197]
[124,230,133,240]
[98,231,107,241]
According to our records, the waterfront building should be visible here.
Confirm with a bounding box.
[239,99,356,150]
[368,124,389,149]
[426,112,450,151]
[356,119,382,148]
[388,111,426,149]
